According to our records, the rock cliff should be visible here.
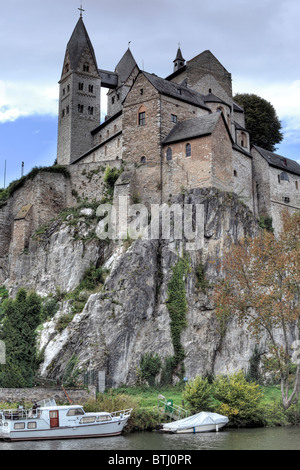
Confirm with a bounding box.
[28,187,261,387]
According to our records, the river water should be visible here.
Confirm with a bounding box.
[1,426,300,451]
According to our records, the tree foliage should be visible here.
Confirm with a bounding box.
[214,212,300,410]
[0,288,42,387]
[182,375,213,414]
[213,371,264,427]
[234,93,283,152]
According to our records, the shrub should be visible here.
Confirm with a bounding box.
[213,370,264,427]
[140,353,162,387]
[182,375,213,414]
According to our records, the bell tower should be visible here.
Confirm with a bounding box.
[57,15,101,165]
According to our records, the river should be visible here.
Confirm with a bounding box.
[1,426,300,451]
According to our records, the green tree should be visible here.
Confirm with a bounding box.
[0,288,42,386]
[234,93,283,152]
[182,376,213,414]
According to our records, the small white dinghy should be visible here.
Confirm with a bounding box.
[160,411,229,434]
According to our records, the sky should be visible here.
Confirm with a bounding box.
[1,0,300,187]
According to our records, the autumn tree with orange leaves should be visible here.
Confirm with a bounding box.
[214,212,300,410]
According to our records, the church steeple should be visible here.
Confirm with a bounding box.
[57,17,101,165]
[173,46,186,73]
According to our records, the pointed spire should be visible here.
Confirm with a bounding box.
[173,45,186,73]
[64,17,99,73]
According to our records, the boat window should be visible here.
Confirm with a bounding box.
[67,408,85,416]
[14,422,25,430]
[96,415,112,422]
[27,422,37,429]
[80,416,96,424]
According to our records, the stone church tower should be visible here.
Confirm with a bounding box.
[57,17,101,165]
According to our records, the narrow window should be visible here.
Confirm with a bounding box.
[114,125,117,133]
[171,114,177,123]
[177,88,182,95]
[234,170,237,177]
[141,156,146,164]
[185,143,191,158]
[61,109,65,118]
[66,106,69,114]
[106,130,109,138]
[89,85,94,93]
[166,147,172,161]
[62,88,65,96]
[139,111,146,126]
[140,88,144,95]
[296,181,299,190]
[88,106,94,115]
[112,96,115,105]
[83,64,89,72]
[78,104,84,113]
[78,82,84,91]
[67,85,70,93]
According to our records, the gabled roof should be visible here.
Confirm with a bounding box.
[163,113,223,145]
[143,72,209,110]
[65,17,98,72]
[115,48,139,85]
[253,145,300,176]
[203,93,231,108]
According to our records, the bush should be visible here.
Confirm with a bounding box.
[182,375,213,414]
[140,353,162,387]
[213,371,264,427]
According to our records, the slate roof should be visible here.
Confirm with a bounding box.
[253,145,300,176]
[115,48,139,85]
[162,113,221,145]
[203,93,231,108]
[66,17,99,72]
[174,47,185,63]
[143,72,209,110]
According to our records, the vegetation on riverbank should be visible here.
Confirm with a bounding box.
[82,372,300,431]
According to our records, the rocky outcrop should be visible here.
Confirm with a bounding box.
[36,188,260,387]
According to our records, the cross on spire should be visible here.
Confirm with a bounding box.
[78,2,85,17]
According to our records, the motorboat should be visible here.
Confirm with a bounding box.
[159,411,229,434]
[0,398,132,441]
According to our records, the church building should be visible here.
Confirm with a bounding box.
[56,16,300,232]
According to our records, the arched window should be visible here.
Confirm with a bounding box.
[138,105,146,126]
[141,156,146,164]
[166,147,172,161]
[217,106,224,114]
[185,143,191,158]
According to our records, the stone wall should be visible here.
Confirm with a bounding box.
[232,149,254,212]
[0,387,96,405]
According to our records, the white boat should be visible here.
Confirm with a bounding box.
[159,411,229,434]
[0,399,132,441]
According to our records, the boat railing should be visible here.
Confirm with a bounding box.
[0,408,42,421]
[158,398,189,421]
[110,408,133,418]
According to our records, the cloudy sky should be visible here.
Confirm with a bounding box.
[1,0,300,186]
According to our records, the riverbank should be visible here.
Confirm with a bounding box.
[1,383,300,432]
[82,383,300,432]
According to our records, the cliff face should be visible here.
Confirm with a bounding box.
[29,187,260,388]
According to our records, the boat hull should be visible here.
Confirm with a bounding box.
[2,418,129,442]
[162,422,227,434]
